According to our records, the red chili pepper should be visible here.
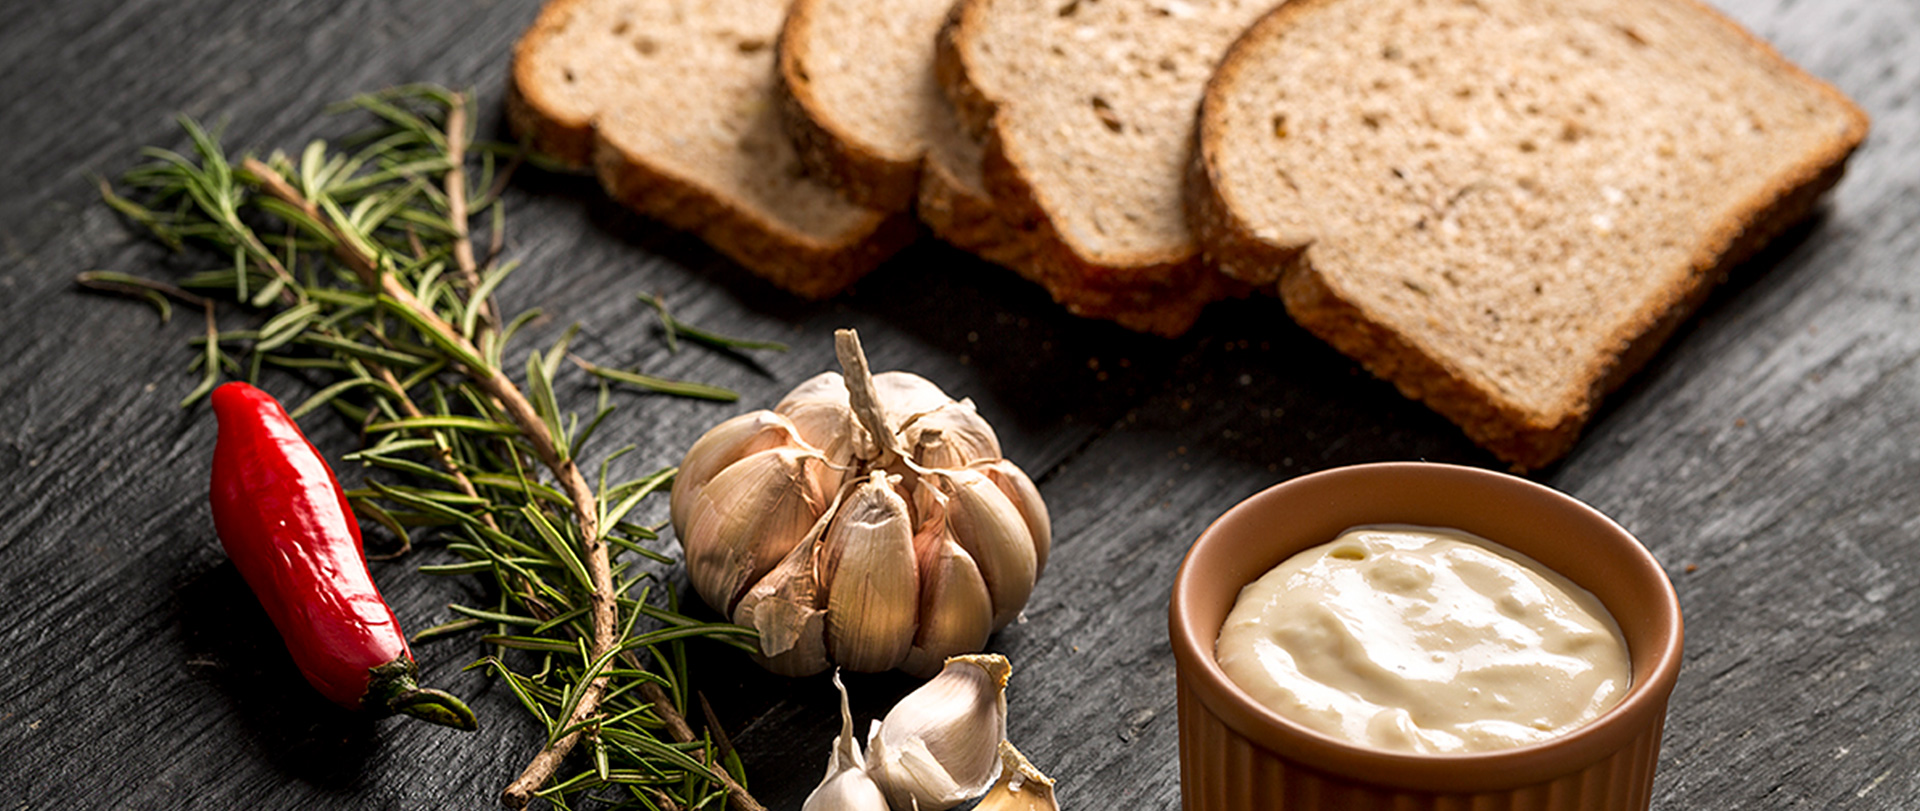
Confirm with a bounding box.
[209,381,476,730]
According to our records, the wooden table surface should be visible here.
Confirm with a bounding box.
[3,0,1915,807]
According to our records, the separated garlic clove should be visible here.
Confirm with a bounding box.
[820,471,921,672]
[680,447,834,613]
[806,765,890,811]
[975,741,1059,811]
[804,671,890,811]
[975,458,1051,579]
[733,519,832,677]
[936,468,1039,630]
[670,410,805,534]
[867,653,1012,811]
[902,487,995,678]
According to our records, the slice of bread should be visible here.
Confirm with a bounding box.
[775,0,955,212]
[1192,0,1869,469]
[509,0,917,299]
[775,0,1033,267]
[937,0,1266,337]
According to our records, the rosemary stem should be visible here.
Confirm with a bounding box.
[364,361,500,558]
[442,92,498,332]
[241,156,620,806]
[238,154,757,810]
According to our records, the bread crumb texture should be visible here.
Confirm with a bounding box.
[1200,0,1866,466]
[789,0,953,164]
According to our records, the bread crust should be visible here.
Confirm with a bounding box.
[775,0,922,212]
[937,0,1246,337]
[1192,0,1870,469]
[933,0,995,145]
[508,0,917,299]
[917,151,1037,273]
[918,0,1046,273]
[507,0,597,169]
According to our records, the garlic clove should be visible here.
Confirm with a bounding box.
[805,766,890,811]
[804,671,890,811]
[901,499,995,678]
[777,370,851,411]
[670,410,804,535]
[733,521,831,677]
[900,540,994,679]
[867,653,1012,811]
[975,741,1059,811]
[873,371,958,429]
[976,459,1052,579]
[902,398,1003,469]
[820,471,921,672]
[775,372,862,469]
[680,447,834,613]
[937,468,1039,630]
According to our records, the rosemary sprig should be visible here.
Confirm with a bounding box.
[89,85,766,811]
[641,293,791,354]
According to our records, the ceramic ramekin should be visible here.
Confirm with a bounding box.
[1169,462,1683,811]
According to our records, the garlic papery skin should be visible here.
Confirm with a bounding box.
[672,329,1050,674]
[975,741,1059,811]
[866,654,1012,811]
[679,446,835,613]
[820,471,921,672]
[804,671,891,811]
[733,522,831,677]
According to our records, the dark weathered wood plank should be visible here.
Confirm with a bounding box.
[3,0,1918,807]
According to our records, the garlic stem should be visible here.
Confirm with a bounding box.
[835,328,901,466]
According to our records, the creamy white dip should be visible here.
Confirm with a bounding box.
[1214,525,1629,754]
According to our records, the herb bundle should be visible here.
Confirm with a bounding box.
[85,85,769,810]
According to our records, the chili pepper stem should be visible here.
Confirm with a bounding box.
[366,658,479,731]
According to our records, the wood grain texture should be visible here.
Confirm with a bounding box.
[1,0,1916,808]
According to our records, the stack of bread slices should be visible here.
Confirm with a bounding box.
[509,0,1867,469]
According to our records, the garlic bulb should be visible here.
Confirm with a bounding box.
[673,329,1050,676]
[975,742,1059,811]
[865,654,1011,811]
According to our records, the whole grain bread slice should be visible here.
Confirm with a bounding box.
[775,0,954,212]
[509,0,917,299]
[937,0,1265,337]
[1191,0,1869,469]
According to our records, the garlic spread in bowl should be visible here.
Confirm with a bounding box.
[1214,525,1629,754]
